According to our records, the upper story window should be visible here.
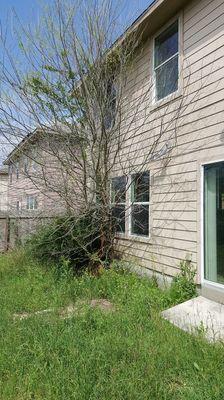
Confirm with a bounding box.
[26,195,38,210]
[24,156,29,174]
[9,165,13,184]
[111,176,126,233]
[15,161,19,180]
[32,160,38,172]
[154,20,179,102]
[104,81,116,130]
[16,200,21,211]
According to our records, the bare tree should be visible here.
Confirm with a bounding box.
[0,0,197,268]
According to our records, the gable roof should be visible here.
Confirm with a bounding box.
[3,123,69,165]
[3,127,41,165]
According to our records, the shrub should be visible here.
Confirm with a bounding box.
[27,210,107,272]
[169,259,197,304]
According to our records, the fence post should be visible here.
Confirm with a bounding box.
[4,215,10,251]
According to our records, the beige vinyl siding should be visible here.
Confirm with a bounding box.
[113,0,224,281]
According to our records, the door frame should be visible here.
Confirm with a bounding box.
[201,159,224,290]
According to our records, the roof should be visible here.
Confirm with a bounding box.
[112,0,189,47]
[3,127,40,165]
[3,123,68,164]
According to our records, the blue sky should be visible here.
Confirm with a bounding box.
[0,0,154,64]
[0,0,154,163]
[1,0,154,30]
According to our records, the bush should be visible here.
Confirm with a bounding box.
[27,210,106,272]
[169,259,197,304]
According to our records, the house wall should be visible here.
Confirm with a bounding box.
[114,0,224,284]
[6,137,76,243]
[7,156,66,217]
[0,173,8,212]
[7,136,82,216]
[6,132,85,243]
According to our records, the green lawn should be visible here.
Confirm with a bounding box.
[0,250,224,400]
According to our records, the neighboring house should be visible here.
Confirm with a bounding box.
[108,0,224,303]
[0,167,8,212]
[3,126,80,243]
[0,167,8,252]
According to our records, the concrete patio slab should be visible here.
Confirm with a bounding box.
[162,296,224,342]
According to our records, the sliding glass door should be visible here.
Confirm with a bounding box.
[204,162,224,284]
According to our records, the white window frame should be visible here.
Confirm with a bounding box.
[128,172,150,239]
[152,14,183,106]
[26,195,38,210]
[200,158,224,291]
[111,171,150,240]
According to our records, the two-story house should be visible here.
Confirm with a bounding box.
[3,0,224,303]
[0,166,8,251]
[0,166,8,212]
[4,125,82,243]
[107,0,224,303]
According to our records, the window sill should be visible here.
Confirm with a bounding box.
[150,89,182,112]
[115,233,151,244]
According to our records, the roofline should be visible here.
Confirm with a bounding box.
[112,0,158,46]
[113,0,162,46]
[3,127,41,165]
[110,0,189,48]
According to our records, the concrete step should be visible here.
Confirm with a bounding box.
[162,296,224,342]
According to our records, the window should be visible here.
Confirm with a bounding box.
[111,172,150,237]
[9,165,13,184]
[16,201,20,211]
[111,176,126,233]
[26,195,38,210]
[24,157,29,174]
[104,80,116,130]
[15,161,19,180]
[32,160,38,172]
[131,172,150,237]
[154,20,179,101]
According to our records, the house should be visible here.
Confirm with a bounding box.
[0,166,8,212]
[0,167,8,251]
[3,0,224,304]
[3,126,82,243]
[108,0,224,304]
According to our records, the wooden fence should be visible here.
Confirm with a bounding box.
[0,214,50,251]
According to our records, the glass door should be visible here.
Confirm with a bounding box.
[204,162,224,284]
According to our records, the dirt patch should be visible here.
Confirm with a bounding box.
[13,299,115,321]
[13,308,53,321]
[90,299,115,311]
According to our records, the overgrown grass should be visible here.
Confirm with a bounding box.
[0,250,224,400]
